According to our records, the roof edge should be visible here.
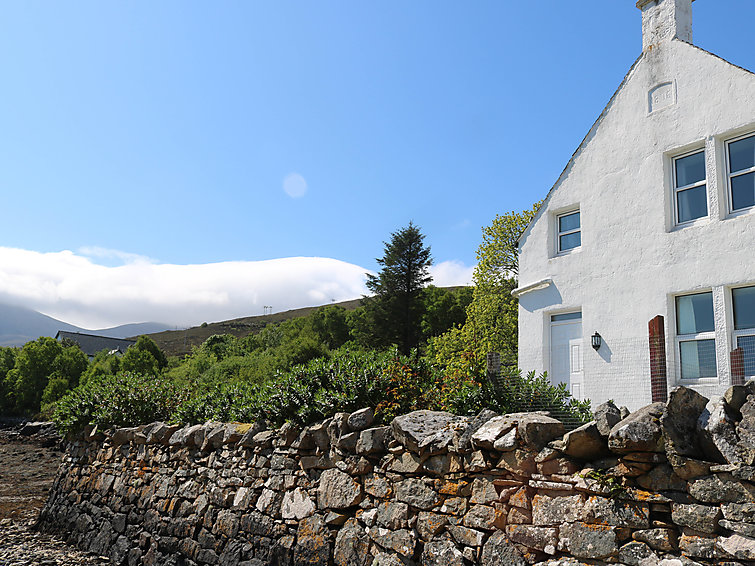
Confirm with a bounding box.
[517,51,645,249]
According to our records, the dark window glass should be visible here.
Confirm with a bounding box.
[729,135,755,174]
[677,185,708,223]
[680,340,717,379]
[737,335,755,377]
[559,212,580,232]
[676,292,715,334]
[675,151,706,187]
[559,232,581,252]
[733,286,755,330]
[552,312,582,322]
[731,172,755,211]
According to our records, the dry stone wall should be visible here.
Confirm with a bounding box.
[37,385,755,566]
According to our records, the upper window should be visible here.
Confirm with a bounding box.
[557,211,581,253]
[676,292,717,379]
[732,285,755,378]
[551,312,582,322]
[673,150,708,224]
[727,134,755,212]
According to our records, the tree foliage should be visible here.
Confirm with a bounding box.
[2,337,87,415]
[364,222,433,354]
[477,202,541,279]
[421,286,473,341]
[430,203,540,369]
[120,335,168,376]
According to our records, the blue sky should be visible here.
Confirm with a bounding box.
[1,1,753,328]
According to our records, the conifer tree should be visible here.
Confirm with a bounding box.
[364,222,433,354]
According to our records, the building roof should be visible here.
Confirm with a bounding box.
[55,331,137,357]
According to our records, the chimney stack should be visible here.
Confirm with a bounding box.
[637,0,693,50]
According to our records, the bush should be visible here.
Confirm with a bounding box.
[436,360,592,428]
[259,348,438,426]
[41,376,70,407]
[52,351,591,435]
[53,373,183,436]
[171,381,266,424]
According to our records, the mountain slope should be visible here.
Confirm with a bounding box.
[0,303,171,347]
[145,299,363,357]
[0,304,83,346]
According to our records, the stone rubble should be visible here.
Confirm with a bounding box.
[33,384,755,565]
[0,517,109,566]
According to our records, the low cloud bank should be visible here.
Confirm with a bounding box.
[0,247,474,330]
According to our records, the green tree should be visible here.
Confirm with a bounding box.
[430,203,540,368]
[201,334,242,361]
[120,335,168,376]
[6,337,64,414]
[79,350,121,387]
[51,345,88,389]
[309,305,352,350]
[363,222,433,354]
[477,202,541,279]
[121,348,160,376]
[421,286,473,340]
[0,347,18,413]
[132,336,168,370]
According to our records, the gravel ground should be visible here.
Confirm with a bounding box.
[0,427,110,566]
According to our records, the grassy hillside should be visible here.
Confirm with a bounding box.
[139,299,362,357]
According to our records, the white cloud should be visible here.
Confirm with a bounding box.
[429,260,475,288]
[0,247,370,329]
[77,246,156,265]
[282,173,308,198]
[0,247,475,331]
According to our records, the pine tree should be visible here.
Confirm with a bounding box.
[364,222,433,354]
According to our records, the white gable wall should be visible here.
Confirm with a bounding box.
[517,39,755,410]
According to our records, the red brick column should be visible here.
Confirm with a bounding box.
[649,315,668,403]
[730,347,745,386]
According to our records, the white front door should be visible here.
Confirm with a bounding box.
[550,312,584,399]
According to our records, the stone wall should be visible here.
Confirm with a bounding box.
[37,384,755,566]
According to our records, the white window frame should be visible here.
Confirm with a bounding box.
[672,148,708,226]
[732,285,755,380]
[556,210,581,254]
[725,132,755,214]
[675,291,717,381]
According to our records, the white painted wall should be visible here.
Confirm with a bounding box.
[517,22,755,410]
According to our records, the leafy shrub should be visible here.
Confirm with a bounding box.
[41,376,70,407]
[436,357,592,427]
[172,380,266,424]
[52,350,590,435]
[258,348,437,426]
[201,334,243,361]
[53,373,183,436]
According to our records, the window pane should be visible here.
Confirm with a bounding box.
[680,340,717,379]
[733,286,755,330]
[737,335,755,377]
[729,135,755,174]
[676,292,715,334]
[731,172,755,211]
[676,185,708,223]
[552,312,582,322]
[559,212,580,232]
[559,232,581,251]
[675,151,706,187]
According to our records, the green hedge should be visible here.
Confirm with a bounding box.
[52,349,591,435]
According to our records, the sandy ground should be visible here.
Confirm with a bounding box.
[0,427,109,566]
[0,429,63,522]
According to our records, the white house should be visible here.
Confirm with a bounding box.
[516,0,755,411]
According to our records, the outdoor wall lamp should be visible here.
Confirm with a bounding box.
[591,332,602,351]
